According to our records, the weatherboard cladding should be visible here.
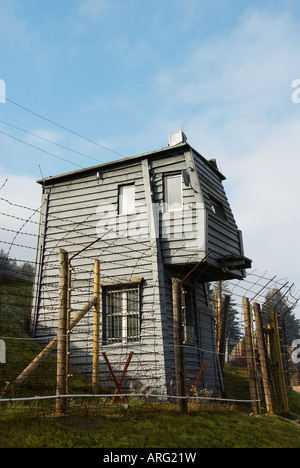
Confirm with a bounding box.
[192,150,242,260]
[32,143,243,394]
[34,159,167,392]
[34,160,164,392]
[151,151,204,265]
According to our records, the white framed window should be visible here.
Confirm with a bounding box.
[164,174,182,211]
[118,184,135,215]
[103,285,140,344]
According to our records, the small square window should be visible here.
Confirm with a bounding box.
[209,197,227,220]
[118,185,135,215]
[164,174,182,210]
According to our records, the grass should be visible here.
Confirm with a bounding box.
[0,399,299,448]
[0,279,300,448]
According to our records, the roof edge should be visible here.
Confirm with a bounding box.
[37,140,226,185]
[37,142,189,185]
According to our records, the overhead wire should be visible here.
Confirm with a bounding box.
[0,128,84,169]
[0,118,107,165]
[3,96,125,159]
[0,95,140,187]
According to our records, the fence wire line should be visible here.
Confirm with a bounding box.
[1,198,299,334]
[0,393,260,405]
[1,197,299,324]
[1,194,299,412]
[1,193,299,313]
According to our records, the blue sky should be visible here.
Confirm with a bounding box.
[0,0,300,315]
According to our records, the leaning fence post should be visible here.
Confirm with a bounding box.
[269,308,289,415]
[56,249,68,414]
[243,297,261,415]
[92,259,100,394]
[253,302,274,415]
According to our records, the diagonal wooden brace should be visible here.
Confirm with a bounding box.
[102,351,134,404]
[186,361,206,396]
[191,361,206,395]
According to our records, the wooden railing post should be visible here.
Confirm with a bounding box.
[253,302,274,415]
[269,308,289,415]
[243,297,261,415]
[56,249,68,414]
[172,278,188,413]
[92,259,100,394]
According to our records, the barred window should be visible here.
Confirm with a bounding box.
[103,285,140,344]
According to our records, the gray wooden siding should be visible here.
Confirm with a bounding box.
[33,160,168,394]
[192,150,242,260]
[151,151,206,265]
[31,148,232,396]
[161,273,222,395]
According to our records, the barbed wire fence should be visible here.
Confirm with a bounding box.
[0,192,299,417]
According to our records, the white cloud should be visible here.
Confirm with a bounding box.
[225,118,300,282]
[148,9,300,291]
[154,10,299,120]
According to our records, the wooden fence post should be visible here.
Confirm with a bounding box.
[92,259,100,394]
[214,282,223,352]
[253,302,274,415]
[243,297,261,415]
[172,278,188,413]
[219,295,230,370]
[56,249,68,414]
[66,262,72,394]
[269,308,289,415]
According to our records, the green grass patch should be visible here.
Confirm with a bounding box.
[0,401,299,448]
[0,280,299,448]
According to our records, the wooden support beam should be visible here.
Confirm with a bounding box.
[56,248,68,414]
[102,352,134,404]
[92,259,100,394]
[111,352,134,404]
[12,336,58,387]
[10,297,97,388]
[66,263,73,394]
[243,297,261,415]
[253,302,274,415]
[188,361,206,396]
[102,352,125,401]
[172,277,188,413]
[269,308,289,415]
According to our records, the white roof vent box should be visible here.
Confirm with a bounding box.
[169,130,187,147]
